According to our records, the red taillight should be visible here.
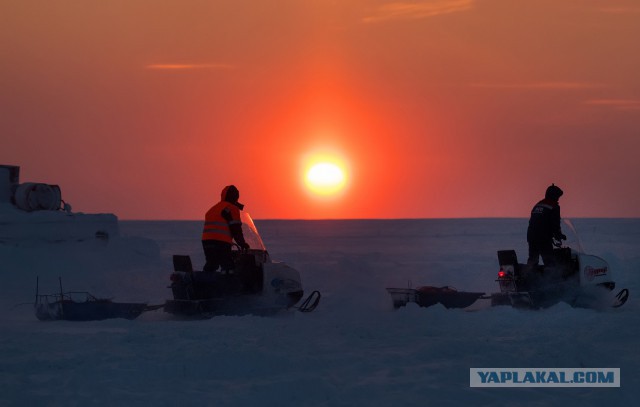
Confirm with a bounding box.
[498,270,506,278]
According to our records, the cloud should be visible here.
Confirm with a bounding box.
[469,82,604,90]
[146,63,234,70]
[583,99,640,110]
[363,0,474,23]
[596,6,640,14]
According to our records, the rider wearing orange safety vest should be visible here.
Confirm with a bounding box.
[202,185,249,271]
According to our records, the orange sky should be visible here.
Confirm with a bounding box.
[1,0,639,219]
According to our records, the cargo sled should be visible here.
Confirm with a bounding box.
[35,278,148,321]
[164,212,320,318]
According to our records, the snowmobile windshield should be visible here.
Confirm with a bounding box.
[240,212,266,251]
[562,218,585,253]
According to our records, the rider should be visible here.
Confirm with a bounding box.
[526,184,567,266]
[202,185,250,272]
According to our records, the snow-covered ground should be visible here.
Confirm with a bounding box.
[1,218,638,406]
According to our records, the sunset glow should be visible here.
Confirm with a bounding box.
[2,1,640,219]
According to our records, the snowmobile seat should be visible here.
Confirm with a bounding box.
[173,255,194,273]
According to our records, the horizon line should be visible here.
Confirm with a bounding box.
[120,216,640,222]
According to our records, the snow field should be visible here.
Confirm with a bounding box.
[0,218,638,406]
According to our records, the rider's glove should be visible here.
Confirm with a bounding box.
[239,242,250,251]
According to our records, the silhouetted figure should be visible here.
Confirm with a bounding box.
[202,185,250,272]
[527,184,566,266]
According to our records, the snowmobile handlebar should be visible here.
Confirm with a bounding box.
[232,242,250,252]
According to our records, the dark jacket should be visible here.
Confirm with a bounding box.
[527,198,562,243]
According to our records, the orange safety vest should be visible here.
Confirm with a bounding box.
[202,201,242,243]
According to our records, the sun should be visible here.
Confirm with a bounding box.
[302,154,349,197]
[306,162,345,193]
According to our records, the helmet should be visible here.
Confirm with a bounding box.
[220,185,244,209]
[545,184,563,201]
[221,185,240,202]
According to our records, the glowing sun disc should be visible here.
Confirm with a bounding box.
[305,162,346,196]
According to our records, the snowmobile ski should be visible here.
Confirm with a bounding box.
[613,288,629,308]
[296,290,321,312]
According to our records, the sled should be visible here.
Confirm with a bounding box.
[35,277,148,321]
[388,286,486,309]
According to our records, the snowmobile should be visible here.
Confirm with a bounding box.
[164,212,320,318]
[388,237,629,311]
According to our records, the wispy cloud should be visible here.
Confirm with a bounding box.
[146,63,234,70]
[583,99,640,110]
[470,82,604,90]
[363,0,474,23]
[596,6,640,14]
